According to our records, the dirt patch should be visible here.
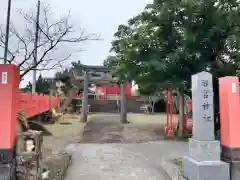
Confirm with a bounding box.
[80,116,124,143]
[79,113,180,144]
[125,113,186,142]
[42,114,87,179]
[43,114,86,156]
[123,123,166,143]
[43,113,181,147]
[59,122,72,125]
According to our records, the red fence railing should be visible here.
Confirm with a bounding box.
[19,93,59,118]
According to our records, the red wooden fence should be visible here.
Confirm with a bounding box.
[19,93,59,119]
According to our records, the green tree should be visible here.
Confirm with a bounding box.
[21,74,52,94]
[108,0,240,137]
[54,60,84,94]
[103,56,119,67]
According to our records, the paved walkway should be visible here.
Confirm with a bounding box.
[64,114,188,180]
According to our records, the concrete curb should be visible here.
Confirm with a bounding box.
[43,152,72,180]
[161,157,186,180]
[55,153,72,180]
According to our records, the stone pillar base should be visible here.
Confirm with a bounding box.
[222,158,240,180]
[182,156,229,180]
[0,163,16,180]
[189,138,221,161]
[0,147,16,180]
[221,145,240,179]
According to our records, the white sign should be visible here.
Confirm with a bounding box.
[232,82,237,93]
[2,72,7,84]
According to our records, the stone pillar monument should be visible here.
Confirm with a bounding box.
[81,71,89,122]
[182,71,229,180]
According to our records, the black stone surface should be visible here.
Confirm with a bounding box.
[221,145,240,180]
[0,148,15,164]
[221,145,240,161]
[0,163,16,180]
[0,147,16,180]
[222,158,240,180]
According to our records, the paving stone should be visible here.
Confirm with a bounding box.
[65,142,189,180]
[182,156,229,180]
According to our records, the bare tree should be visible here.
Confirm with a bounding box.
[0,5,99,80]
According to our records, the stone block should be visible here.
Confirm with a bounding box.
[230,161,240,180]
[0,164,14,180]
[189,138,221,161]
[182,156,229,180]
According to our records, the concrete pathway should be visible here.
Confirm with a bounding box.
[64,114,188,180]
[65,142,187,180]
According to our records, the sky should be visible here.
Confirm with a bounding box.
[0,0,151,87]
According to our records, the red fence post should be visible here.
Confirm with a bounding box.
[168,89,174,137]
[165,89,169,133]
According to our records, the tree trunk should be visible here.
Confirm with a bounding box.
[60,87,75,112]
[120,83,128,123]
[178,89,185,138]
[152,101,155,113]
[80,71,89,123]
[173,95,179,114]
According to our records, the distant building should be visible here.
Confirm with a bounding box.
[71,64,138,100]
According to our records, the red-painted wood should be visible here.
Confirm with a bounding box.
[19,93,59,118]
[0,64,20,148]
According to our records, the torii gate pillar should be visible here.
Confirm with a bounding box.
[0,64,20,179]
[219,76,240,179]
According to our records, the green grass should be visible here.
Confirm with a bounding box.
[173,158,182,169]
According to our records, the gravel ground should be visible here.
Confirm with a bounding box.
[80,113,179,143]
[22,113,187,180]
[43,113,179,150]
[65,113,187,180]
[43,114,86,156]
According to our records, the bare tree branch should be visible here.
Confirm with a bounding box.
[0,4,100,80]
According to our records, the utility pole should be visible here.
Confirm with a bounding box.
[32,0,40,94]
[3,0,12,64]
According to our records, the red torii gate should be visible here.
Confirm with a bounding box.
[164,88,174,136]
[164,88,193,137]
